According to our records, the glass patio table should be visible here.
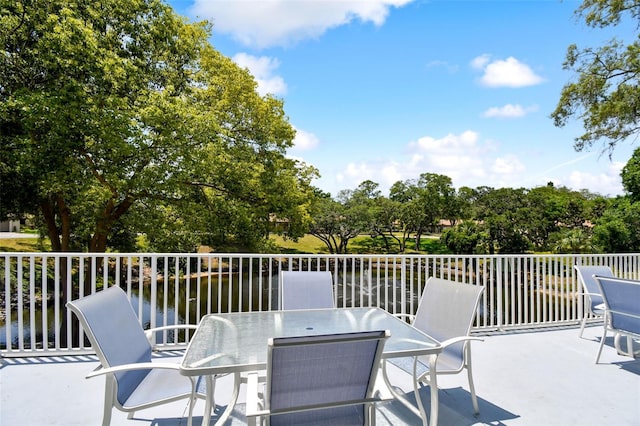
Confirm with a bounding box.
[180,307,441,426]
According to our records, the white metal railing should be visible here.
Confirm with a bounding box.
[2,252,638,356]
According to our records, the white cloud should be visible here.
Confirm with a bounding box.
[334,130,528,193]
[232,53,286,96]
[470,54,490,70]
[191,0,413,48]
[483,104,539,118]
[409,130,480,153]
[328,131,628,197]
[492,155,525,174]
[291,127,319,151]
[508,153,624,195]
[471,55,544,88]
[336,162,375,184]
[565,161,625,196]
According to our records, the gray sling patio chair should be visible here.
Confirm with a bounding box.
[280,271,335,310]
[245,330,391,426]
[593,275,640,363]
[385,277,485,415]
[67,286,207,426]
[574,265,614,338]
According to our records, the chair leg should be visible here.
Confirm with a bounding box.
[578,315,588,338]
[411,356,431,426]
[187,378,198,426]
[367,402,376,426]
[102,378,115,426]
[595,326,608,364]
[101,405,113,426]
[465,345,479,414]
[466,365,479,414]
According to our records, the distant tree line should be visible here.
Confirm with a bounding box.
[306,162,640,255]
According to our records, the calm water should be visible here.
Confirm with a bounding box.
[0,272,416,350]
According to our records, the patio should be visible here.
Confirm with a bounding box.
[2,324,639,426]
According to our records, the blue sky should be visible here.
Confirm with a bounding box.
[167,0,637,198]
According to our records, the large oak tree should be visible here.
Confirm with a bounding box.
[1,0,315,253]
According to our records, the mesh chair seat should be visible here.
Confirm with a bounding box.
[574,265,614,338]
[123,368,204,408]
[388,347,465,378]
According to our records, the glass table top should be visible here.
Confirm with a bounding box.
[180,307,440,375]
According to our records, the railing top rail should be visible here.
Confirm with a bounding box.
[2,252,639,259]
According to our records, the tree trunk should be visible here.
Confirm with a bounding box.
[40,194,77,346]
[88,196,134,252]
[40,196,62,252]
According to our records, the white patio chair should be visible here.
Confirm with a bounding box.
[593,275,640,363]
[574,265,614,338]
[280,271,335,310]
[67,286,207,426]
[246,330,391,426]
[386,277,485,415]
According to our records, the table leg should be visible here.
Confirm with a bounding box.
[382,359,429,425]
[411,356,430,426]
[203,372,241,426]
[428,354,439,426]
[202,375,214,426]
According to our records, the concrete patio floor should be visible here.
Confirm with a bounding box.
[1,324,639,426]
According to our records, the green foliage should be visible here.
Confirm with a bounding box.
[441,222,488,254]
[308,192,365,254]
[550,228,596,254]
[551,0,640,152]
[309,176,606,255]
[593,196,640,251]
[621,146,640,200]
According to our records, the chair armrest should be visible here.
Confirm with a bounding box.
[145,325,198,348]
[392,313,416,324]
[575,291,601,298]
[439,336,484,349]
[86,362,181,379]
[146,325,198,334]
[246,372,269,425]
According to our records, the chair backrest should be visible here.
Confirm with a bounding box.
[593,275,640,335]
[280,271,335,310]
[413,277,484,368]
[265,330,389,426]
[66,286,152,405]
[574,265,614,310]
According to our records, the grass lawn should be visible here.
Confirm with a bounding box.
[269,233,450,254]
[269,234,329,254]
[0,233,449,255]
[0,237,50,252]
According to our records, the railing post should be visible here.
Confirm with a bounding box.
[496,257,503,331]
[400,257,406,317]
[150,255,157,330]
